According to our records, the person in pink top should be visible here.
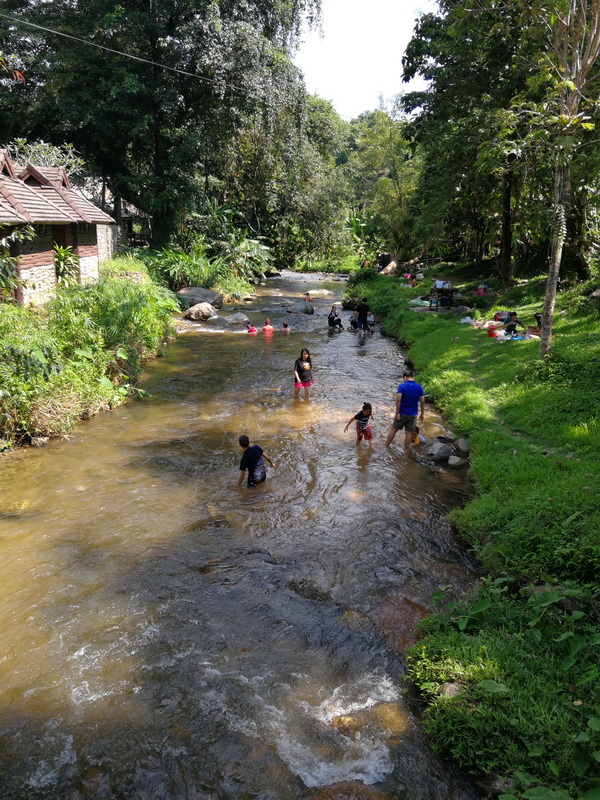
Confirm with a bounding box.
[246,322,257,334]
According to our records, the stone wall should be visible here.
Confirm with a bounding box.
[79,254,99,284]
[97,223,126,262]
[20,262,56,306]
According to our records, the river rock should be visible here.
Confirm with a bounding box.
[287,301,314,314]
[454,305,472,315]
[30,437,50,447]
[287,576,330,601]
[223,312,250,325]
[205,315,229,327]
[310,781,391,800]
[176,286,223,309]
[184,302,218,321]
[372,596,428,654]
[210,732,301,800]
[264,270,281,277]
[447,456,468,469]
[330,701,409,742]
[243,294,258,302]
[455,437,470,455]
[427,442,453,462]
[439,682,462,698]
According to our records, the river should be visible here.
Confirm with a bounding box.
[0,272,480,800]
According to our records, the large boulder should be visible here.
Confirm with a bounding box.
[184,302,218,321]
[454,305,472,315]
[427,441,453,462]
[176,286,223,309]
[223,312,250,325]
[287,302,314,314]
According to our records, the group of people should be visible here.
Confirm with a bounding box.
[246,319,290,335]
[493,310,543,336]
[237,358,426,486]
[328,302,375,332]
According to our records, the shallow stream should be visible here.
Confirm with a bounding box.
[0,273,480,799]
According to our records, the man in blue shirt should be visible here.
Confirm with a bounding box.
[385,371,425,450]
[237,434,275,487]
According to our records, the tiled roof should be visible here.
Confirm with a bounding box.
[0,153,115,226]
[0,173,76,224]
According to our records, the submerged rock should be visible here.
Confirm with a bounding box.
[287,576,330,601]
[372,596,428,654]
[310,781,390,799]
[223,312,250,325]
[330,701,410,742]
[287,302,314,314]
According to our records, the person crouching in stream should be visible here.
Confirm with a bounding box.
[237,435,275,487]
[344,402,374,449]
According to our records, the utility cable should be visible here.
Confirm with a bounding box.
[0,10,356,119]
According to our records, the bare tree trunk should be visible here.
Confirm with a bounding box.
[540,162,569,357]
[498,168,513,285]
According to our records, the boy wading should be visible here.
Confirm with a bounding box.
[237,435,275,487]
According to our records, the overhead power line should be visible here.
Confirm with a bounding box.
[0,11,356,119]
[0,11,245,91]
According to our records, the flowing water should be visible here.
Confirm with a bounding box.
[0,273,480,800]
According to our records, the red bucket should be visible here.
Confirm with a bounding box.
[487,326,497,338]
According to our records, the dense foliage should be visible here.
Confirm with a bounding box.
[0,272,176,447]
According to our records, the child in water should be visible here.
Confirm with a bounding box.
[344,402,374,448]
[293,348,312,399]
[246,322,257,335]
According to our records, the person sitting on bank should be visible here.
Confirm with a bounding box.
[237,435,275,487]
[349,311,359,330]
[529,312,543,336]
[503,312,525,335]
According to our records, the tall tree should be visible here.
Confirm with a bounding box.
[0,0,321,244]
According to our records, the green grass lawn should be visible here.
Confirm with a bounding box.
[346,270,600,799]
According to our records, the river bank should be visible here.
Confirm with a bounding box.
[0,274,178,450]
[344,270,600,800]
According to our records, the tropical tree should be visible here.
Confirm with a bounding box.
[0,0,321,244]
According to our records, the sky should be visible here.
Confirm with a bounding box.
[293,0,437,120]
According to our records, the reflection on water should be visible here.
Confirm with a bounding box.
[0,273,479,799]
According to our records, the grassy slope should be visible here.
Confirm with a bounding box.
[346,270,600,799]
